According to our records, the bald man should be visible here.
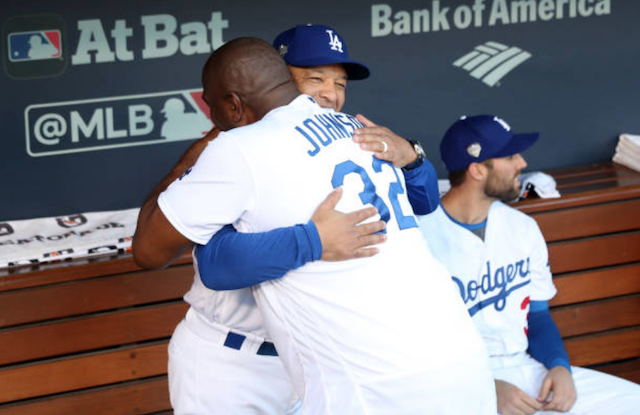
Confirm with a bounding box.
[134,25,438,415]
[136,37,496,415]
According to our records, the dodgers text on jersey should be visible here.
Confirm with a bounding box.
[454,257,531,316]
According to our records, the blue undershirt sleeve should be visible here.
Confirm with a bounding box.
[403,159,440,215]
[528,300,572,373]
[195,222,322,291]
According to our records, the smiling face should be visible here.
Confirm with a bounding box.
[483,153,528,202]
[288,64,347,111]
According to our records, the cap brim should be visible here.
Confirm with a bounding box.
[494,132,539,158]
[289,57,370,80]
[342,61,370,80]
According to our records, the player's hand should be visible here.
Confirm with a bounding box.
[538,366,577,412]
[495,379,543,415]
[352,114,418,168]
[311,187,386,261]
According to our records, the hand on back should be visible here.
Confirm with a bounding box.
[312,187,386,261]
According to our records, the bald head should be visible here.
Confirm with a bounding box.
[202,37,299,131]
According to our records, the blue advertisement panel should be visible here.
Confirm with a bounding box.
[1,0,638,220]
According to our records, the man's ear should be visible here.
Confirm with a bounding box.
[226,92,243,125]
[225,92,260,127]
[467,162,488,182]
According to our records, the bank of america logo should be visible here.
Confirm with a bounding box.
[453,42,532,87]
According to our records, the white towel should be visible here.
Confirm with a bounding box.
[613,133,640,173]
[518,172,561,199]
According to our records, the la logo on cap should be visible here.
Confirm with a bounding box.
[467,142,482,158]
[326,30,343,53]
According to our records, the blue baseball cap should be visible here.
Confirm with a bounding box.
[273,24,370,80]
[440,115,539,172]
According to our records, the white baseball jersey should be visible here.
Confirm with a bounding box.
[418,203,640,413]
[182,265,268,337]
[418,202,557,357]
[160,95,495,415]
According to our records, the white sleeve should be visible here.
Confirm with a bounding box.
[158,135,254,245]
[528,220,557,301]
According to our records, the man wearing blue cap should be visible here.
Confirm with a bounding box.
[272,24,431,173]
[418,115,640,415]
[135,25,440,415]
[135,37,495,414]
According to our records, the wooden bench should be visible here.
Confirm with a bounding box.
[0,162,637,414]
[0,254,193,415]
[515,162,640,384]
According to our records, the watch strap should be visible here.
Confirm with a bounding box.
[402,140,426,172]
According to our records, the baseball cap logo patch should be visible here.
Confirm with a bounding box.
[326,30,343,53]
[467,143,482,158]
[278,44,288,57]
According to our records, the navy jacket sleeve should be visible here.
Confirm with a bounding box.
[195,222,322,291]
[528,300,572,372]
[403,158,440,215]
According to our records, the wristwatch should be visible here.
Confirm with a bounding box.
[402,140,426,172]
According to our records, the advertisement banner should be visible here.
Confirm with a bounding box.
[1,0,638,224]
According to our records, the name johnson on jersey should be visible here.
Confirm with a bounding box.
[295,110,365,157]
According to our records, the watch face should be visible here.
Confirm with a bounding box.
[413,141,426,159]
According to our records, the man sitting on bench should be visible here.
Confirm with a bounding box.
[418,114,640,415]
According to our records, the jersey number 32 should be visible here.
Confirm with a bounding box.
[331,157,417,233]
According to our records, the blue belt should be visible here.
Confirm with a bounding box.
[224,331,278,356]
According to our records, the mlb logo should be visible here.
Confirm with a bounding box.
[8,30,62,62]
[160,91,213,142]
[2,14,67,79]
